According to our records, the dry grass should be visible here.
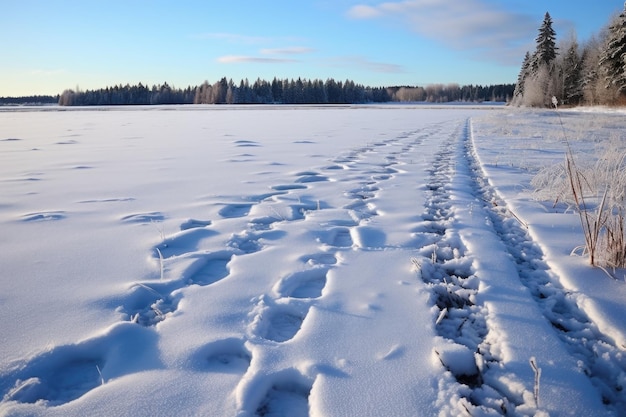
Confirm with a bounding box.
[532,98,626,271]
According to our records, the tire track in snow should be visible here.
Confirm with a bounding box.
[466,121,626,415]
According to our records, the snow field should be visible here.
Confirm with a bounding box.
[0,105,625,416]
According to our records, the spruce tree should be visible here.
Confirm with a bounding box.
[532,12,558,70]
[512,12,559,106]
[562,40,583,105]
[599,4,626,96]
[513,51,532,100]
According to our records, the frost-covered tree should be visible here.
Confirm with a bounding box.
[513,12,559,107]
[561,36,584,105]
[523,66,551,107]
[58,89,76,106]
[599,5,626,99]
[512,52,532,104]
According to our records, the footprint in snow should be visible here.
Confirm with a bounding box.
[121,212,165,223]
[294,172,329,183]
[270,184,308,191]
[228,229,286,254]
[299,253,338,266]
[255,378,311,417]
[155,227,219,258]
[3,358,105,405]
[345,185,379,200]
[343,200,378,220]
[180,218,212,230]
[218,203,254,219]
[350,226,387,249]
[20,211,66,222]
[317,226,354,248]
[323,163,348,170]
[275,268,329,299]
[55,139,80,145]
[184,251,233,286]
[263,310,307,343]
[233,140,261,147]
[248,369,313,417]
[190,338,252,374]
[0,323,160,406]
[121,281,183,326]
[251,299,309,343]
[78,197,134,203]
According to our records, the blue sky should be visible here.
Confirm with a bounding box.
[1,0,623,96]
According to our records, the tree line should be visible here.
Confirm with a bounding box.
[57,78,514,106]
[0,95,58,105]
[58,83,196,106]
[513,6,626,107]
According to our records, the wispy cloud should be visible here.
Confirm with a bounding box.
[328,56,406,73]
[192,32,306,46]
[30,69,66,76]
[217,46,314,64]
[217,55,299,64]
[260,47,316,55]
[347,0,536,65]
[192,32,273,44]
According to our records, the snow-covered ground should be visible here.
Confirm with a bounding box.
[0,105,625,416]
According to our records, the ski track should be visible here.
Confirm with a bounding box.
[1,117,624,416]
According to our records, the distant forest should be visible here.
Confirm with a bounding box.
[0,95,58,105]
[54,78,514,106]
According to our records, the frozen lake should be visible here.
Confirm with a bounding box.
[1,105,625,416]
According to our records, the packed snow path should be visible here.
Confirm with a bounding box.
[0,107,624,416]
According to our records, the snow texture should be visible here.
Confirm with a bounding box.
[0,104,625,416]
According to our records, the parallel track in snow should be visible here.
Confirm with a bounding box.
[416,118,625,416]
[466,121,626,415]
[414,121,531,415]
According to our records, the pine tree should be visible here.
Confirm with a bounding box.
[599,4,626,96]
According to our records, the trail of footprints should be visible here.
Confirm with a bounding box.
[243,137,416,415]
[417,121,626,415]
[412,130,522,415]
[0,130,427,414]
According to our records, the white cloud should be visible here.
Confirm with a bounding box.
[192,32,272,44]
[217,46,313,64]
[217,55,298,64]
[347,5,383,19]
[260,47,315,55]
[347,0,537,65]
[30,69,66,76]
[192,32,306,46]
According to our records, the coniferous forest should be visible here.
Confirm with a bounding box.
[513,5,626,107]
[0,95,58,105]
[54,78,513,106]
